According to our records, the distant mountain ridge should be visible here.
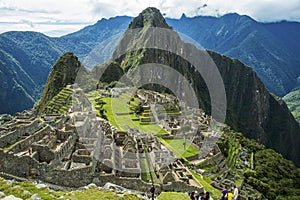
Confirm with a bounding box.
[167,13,300,96]
[0,31,63,114]
[1,12,300,114]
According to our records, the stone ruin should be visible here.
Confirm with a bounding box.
[0,87,261,198]
[0,88,207,194]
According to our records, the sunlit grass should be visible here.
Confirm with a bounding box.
[188,170,222,199]
[159,138,199,158]
[0,178,142,200]
[88,91,167,135]
[157,192,190,200]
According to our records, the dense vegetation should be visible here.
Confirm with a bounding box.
[218,128,300,199]
[283,87,300,124]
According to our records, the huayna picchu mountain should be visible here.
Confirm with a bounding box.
[95,7,300,166]
[37,52,84,113]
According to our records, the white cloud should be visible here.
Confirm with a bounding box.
[0,0,300,37]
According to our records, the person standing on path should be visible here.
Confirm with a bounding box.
[233,185,239,200]
[150,184,155,200]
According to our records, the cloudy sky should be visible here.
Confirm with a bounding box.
[1,0,300,37]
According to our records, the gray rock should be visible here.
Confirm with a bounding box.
[23,190,31,195]
[2,195,22,200]
[87,183,97,188]
[30,194,41,200]
[0,191,6,198]
[5,180,15,186]
[35,183,47,189]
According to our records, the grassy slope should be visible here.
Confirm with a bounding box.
[159,138,199,158]
[0,178,141,200]
[43,87,73,114]
[88,91,167,135]
[218,128,300,199]
[157,192,190,200]
[189,170,222,199]
[0,177,195,200]
[283,88,300,124]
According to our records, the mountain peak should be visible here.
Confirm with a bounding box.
[37,52,82,113]
[128,7,171,29]
[180,13,187,19]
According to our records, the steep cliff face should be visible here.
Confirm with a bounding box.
[209,52,300,165]
[207,52,269,136]
[38,52,83,113]
[95,7,300,166]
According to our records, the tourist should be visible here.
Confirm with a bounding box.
[150,184,155,200]
[233,185,239,200]
[221,189,228,200]
[190,191,196,200]
[201,191,210,200]
[225,189,234,200]
[195,191,200,200]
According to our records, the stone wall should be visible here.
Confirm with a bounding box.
[92,175,161,194]
[186,154,200,161]
[198,152,224,167]
[44,166,94,187]
[0,120,40,148]
[0,149,46,178]
[92,174,203,194]
[33,144,55,163]
[162,181,204,193]
[52,134,77,166]
[9,125,51,153]
[72,151,92,164]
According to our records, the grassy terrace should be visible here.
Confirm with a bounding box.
[157,192,189,200]
[226,138,241,168]
[44,87,73,114]
[159,138,199,159]
[140,155,160,184]
[140,157,152,183]
[87,91,167,135]
[189,170,222,199]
